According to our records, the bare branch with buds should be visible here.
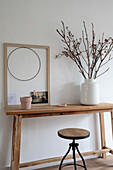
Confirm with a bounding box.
[56,21,113,79]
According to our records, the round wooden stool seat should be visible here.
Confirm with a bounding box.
[58,128,90,140]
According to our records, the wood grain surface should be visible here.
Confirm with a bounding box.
[58,128,90,139]
[6,103,113,115]
[35,155,113,170]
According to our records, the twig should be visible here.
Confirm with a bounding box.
[56,21,113,79]
[96,68,110,79]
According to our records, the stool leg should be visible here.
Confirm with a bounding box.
[59,144,71,170]
[76,145,87,170]
[72,140,77,170]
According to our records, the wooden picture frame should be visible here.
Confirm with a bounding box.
[4,43,50,109]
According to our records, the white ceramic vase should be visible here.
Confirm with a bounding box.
[80,79,99,105]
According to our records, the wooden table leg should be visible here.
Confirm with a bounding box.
[99,112,106,158]
[111,110,113,139]
[11,115,22,170]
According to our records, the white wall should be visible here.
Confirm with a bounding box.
[0,0,113,168]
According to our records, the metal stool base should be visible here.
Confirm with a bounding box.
[59,140,87,170]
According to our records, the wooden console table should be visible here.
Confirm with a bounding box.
[6,103,113,170]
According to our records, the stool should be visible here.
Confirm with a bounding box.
[58,128,90,170]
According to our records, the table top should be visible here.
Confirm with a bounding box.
[6,103,113,116]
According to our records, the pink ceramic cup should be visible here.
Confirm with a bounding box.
[20,97,32,110]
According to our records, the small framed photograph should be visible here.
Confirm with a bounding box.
[31,91,48,104]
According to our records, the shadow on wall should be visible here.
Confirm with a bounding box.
[59,83,80,104]
[89,113,100,151]
[0,168,10,170]
[93,113,100,150]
